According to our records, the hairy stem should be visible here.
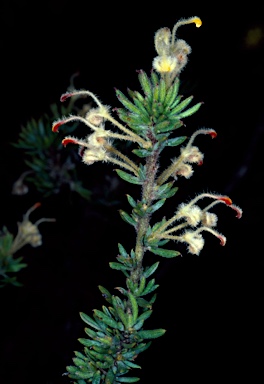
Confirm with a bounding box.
[131,149,160,283]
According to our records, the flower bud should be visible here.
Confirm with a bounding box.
[154,27,171,56]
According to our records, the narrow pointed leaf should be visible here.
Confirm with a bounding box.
[118,243,129,257]
[166,136,187,147]
[144,261,160,278]
[109,262,132,271]
[149,246,181,258]
[176,102,203,119]
[138,70,152,97]
[80,312,102,331]
[137,329,166,339]
[115,169,142,185]
[119,210,137,227]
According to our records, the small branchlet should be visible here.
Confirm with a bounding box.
[0,203,55,287]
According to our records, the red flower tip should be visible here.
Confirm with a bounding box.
[198,160,203,166]
[34,202,41,209]
[208,130,217,139]
[62,138,78,147]
[60,92,73,102]
[52,121,64,132]
[78,146,85,157]
[219,235,226,246]
[230,204,243,219]
[218,196,232,205]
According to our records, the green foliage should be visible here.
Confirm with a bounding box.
[0,227,26,287]
[12,90,91,199]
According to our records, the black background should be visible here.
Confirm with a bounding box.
[1,1,264,383]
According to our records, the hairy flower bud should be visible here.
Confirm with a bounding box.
[154,27,171,56]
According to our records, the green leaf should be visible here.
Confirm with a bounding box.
[98,285,112,304]
[134,310,153,328]
[7,263,27,273]
[92,370,101,384]
[72,357,87,368]
[150,70,159,86]
[175,102,203,119]
[80,312,102,331]
[138,70,152,98]
[112,296,128,328]
[118,243,129,258]
[132,148,151,158]
[73,183,91,200]
[156,120,183,133]
[158,78,166,104]
[144,262,160,278]
[126,194,137,208]
[134,275,146,296]
[75,371,94,380]
[146,199,166,214]
[128,292,138,325]
[119,210,137,227]
[154,120,170,132]
[164,78,180,108]
[137,329,166,339]
[132,97,150,118]
[166,136,187,147]
[123,360,141,369]
[140,279,159,296]
[78,338,102,348]
[105,369,115,384]
[93,309,120,329]
[162,187,178,199]
[148,247,181,258]
[115,89,142,115]
[115,169,142,185]
[170,95,193,115]
[109,262,131,272]
[116,377,140,383]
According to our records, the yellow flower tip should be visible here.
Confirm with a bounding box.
[192,17,202,28]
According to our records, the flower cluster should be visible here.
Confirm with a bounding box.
[157,128,217,185]
[52,90,152,175]
[153,16,202,84]
[10,203,55,253]
[149,193,242,255]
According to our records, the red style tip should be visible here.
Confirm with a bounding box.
[33,202,41,209]
[62,138,78,147]
[230,204,243,219]
[52,121,64,132]
[218,196,232,205]
[198,160,203,166]
[60,92,73,102]
[219,235,226,246]
[208,130,217,139]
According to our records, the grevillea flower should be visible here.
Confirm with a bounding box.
[10,203,55,253]
[149,192,242,255]
[157,128,217,185]
[153,16,202,78]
